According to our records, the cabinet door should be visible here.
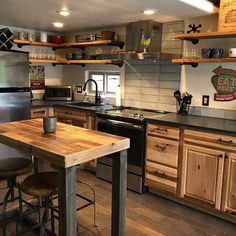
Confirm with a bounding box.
[222,153,236,214]
[181,144,224,209]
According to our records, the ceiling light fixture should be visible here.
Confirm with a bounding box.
[178,0,218,14]
[59,9,71,16]
[143,9,155,15]
[53,22,64,28]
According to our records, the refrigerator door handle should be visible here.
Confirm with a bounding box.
[0,87,31,93]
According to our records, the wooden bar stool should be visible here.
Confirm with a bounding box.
[0,157,33,236]
[20,171,58,236]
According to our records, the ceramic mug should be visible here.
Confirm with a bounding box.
[43,116,57,134]
[229,48,236,57]
[211,48,224,58]
[40,32,47,43]
[201,48,212,58]
[18,32,27,40]
[27,32,35,41]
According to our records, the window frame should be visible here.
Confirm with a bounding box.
[86,70,120,96]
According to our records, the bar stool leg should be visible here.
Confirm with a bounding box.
[40,197,49,236]
[2,186,12,236]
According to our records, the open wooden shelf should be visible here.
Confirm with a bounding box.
[172,57,236,64]
[14,39,124,49]
[173,31,236,40]
[14,39,59,48]
[29,58,124,66]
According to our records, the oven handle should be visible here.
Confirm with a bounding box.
[98,118,143,131]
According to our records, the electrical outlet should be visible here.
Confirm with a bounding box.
[202,95,209,106]
[77,85,82,93]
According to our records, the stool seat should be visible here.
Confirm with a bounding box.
[21,172,58,197]
[0,158,32,178]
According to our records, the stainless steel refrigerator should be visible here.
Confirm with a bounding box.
[0,50,31,160]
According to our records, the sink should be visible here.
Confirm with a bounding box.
[71,102,102,107]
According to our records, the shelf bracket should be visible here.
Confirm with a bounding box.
[181,62,198,68]
[16,43,29,48]
[106,61,123,67]
[184,38,199,45]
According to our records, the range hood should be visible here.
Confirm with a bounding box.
[124,20,180,60]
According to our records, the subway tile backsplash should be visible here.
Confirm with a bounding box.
[124,60,181,112]
[123,21,183,112]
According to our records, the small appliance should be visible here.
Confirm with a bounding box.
[44,85,73,101]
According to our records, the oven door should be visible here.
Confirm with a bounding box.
[97,118,145,168]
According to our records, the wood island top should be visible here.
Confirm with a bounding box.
[0,119,130,168]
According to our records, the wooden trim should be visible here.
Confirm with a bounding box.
[177,128,184,196]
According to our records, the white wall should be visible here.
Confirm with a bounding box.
[0,25,62,99]
[181,15,236,111]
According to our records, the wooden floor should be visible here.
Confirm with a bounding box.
[0,168,236,236]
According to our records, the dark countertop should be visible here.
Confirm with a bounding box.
[148,113,236,136]
[31,100,114,112]
[31,100,236,135]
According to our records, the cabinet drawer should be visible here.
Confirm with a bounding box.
[147,123,179,140]
[184,129,236,152]
[31,107,54,118]
[146,162,177,194]
[146,136,179,168]
[55,108,86,122]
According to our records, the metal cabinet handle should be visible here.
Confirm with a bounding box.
[65,112,72,115]
[151,127,168,135]
[155,144,167,152]
[217,138,233,145]
[66,120,73,125]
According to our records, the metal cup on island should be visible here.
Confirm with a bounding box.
[43,116,57,134]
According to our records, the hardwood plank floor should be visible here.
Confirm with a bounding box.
[0,168,236,236]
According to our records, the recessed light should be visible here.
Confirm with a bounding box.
[143,9,155,15]
[53,22,64,28]
[59,9,71,16]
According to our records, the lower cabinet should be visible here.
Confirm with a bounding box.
[145,123,180,194]
[54,107,96,171]
[222,153,236,214]
[31,107,54,118]
[181,144,224,209]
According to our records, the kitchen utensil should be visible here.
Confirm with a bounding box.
[43,116,57,133]
[48,35,66,44]
[174,90,181,105]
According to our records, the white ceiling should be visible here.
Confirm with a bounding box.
[0,0,217,33]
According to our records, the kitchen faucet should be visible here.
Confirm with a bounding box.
[83,79,99,104]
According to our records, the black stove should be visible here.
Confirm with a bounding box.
[97,106,168,123]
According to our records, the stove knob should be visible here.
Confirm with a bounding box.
[105,110,108,114]
[139,114,144,119]
[134,113,138,118]
[100,109,104,112]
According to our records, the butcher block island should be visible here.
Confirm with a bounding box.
[0,118,130,236]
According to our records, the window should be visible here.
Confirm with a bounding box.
[86,71,120,96]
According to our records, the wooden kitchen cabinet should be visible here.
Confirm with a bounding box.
[31,107,54,118]
[54,107,96,171]
[54,107,96,129]
[145,123,180,194]
[181,144,224,209]
[222,153,236,214]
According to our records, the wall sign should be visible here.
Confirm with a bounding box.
[29,65,45,90]
[211,66,236,101]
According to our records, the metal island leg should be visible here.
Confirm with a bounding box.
[112,150,127,236]
[58,166,77,236]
